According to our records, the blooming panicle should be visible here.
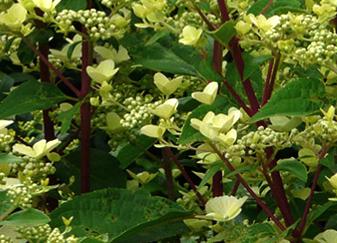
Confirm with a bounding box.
[192,82,218,105]
[205,195,248,221]
[86,59,119,83]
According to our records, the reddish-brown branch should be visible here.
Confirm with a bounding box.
[223,80,254,116]
[191,2,216,30]
[262,54,280,106]
[210,143,286,231]
[230,178,240,195]
[294,146,329,240]
[79,24,92,193]
[164,148,206,207]
[23,39,81,97]
[162,148,175,200]
[260,0,273,15]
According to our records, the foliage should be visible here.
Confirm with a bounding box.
[0,0,337,242]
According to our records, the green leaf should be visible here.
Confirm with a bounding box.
[57,102,81,134]
[0,72,14,101]
[0,80,68,119]
[50,188,191,242]
[273,158,307,182]
[0,153,21,165]
[17,40,36,65]
[0,191,14,220]
[67,41,81,59]
[226,165,258,178]
[112,135,155,169]
[208,21,236,46]
[1,208,50,227]
[56,0,87,11]
[199,162,224,187]
[243,54,271,80]
[248,0,303,16]
[320,148,337,172]
[178,96,230,144]
[122,33,222,82]
[56,148,126,192]
[250,78,324,122]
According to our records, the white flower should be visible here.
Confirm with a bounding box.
[151,98,179,119]
[154,72,182,96]
[13,139,61,159]
[0,120,13,130]
[0,3,27,30]
[192,82,218,105]
[86,59,119,83]
[314,229,337,243]
[32,0,61,12]
[326,173,337,190]
[179,25,203,46]
[94,45,130,64]
[140,125,166,138]
[205,195,248,221]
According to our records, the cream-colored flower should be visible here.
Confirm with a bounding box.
[326,173,337,190]
[314,229,337,243]
[0,3,27,30]
[32,0,61,12]
[179,25,203,46]
[154,72,182,96]
[235,20,251,35]
[192,82,218,105]
[86,59,119,83]
[13,139,61,159]
[151,98,178,119]
[205,195,248,221]
[0,120,13,130]
[140,125,166,138]
[94,45,130,64]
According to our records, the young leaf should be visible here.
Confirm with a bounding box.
[273,158,308,182]
[0,80,67,119]
[50,188,191,242]
[0,153,22,165]
[208,21,236,46]
[250,78,324,122]
[1,208,50,227]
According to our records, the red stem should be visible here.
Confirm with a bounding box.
[79,24,92,193]
[164,148,206,207]
[162,148,175,200]
[262,54,280,106]
[23,39,81,97]
[294,146,329,240]
[210,143,286,231]
[260,0,273,15]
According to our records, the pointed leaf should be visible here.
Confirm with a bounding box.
[0,80,67,119]
[1,208,50,226]
[273,158,307,182]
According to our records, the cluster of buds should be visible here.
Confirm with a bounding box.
[236,12,337,67]
[55,8,130,40]
[0,234,12,243]
[6,183,34,208]
[46,228,78,243]
[17,224,52,242]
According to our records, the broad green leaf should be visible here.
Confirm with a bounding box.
[0,80,68,119]
[122,33,222,82]
[0,72,14,101]
[250,78,324,122]
[57,102,81,134]
[67,41,81,59]
[0,153,21,164]
[1,208,50,226]
[243,54,271,80]
[273,158,307,182]
[17,40,36,65]
[208,21,236,46]
[248,0,303,15]
[320,148,336,172]
[27,28,54,44]
[199,162,224,187]
[0,191,14,220]
[50,188,191,242]
[56,148,126,192]
[305,202,336,235]
[56,0,87,11]
[178,96,230,144]
[112,135,155,169]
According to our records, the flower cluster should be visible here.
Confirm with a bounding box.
[55,8,130,40]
